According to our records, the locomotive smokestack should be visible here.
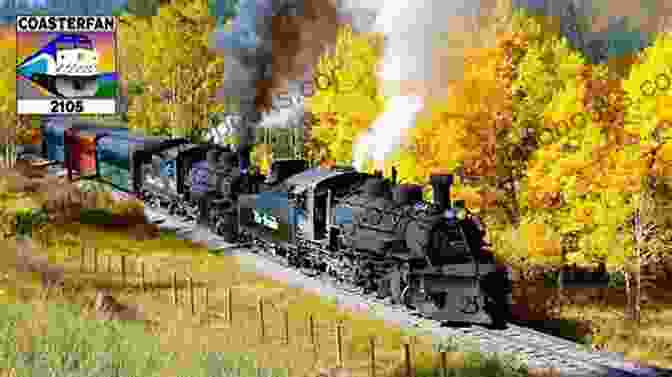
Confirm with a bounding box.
[430,173,453,211]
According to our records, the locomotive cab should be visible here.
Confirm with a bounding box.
[237,167,368,248]
[264,159,309,186]
[303,169,369,242]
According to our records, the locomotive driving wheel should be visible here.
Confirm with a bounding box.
[168,201,180,216]
[379,261,412,305]
[400,276,431,312]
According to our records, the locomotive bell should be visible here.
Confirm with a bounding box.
[429,174,453,211]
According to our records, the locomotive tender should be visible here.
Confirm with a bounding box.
[38,116,512,327]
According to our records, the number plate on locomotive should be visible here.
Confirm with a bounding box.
[253,209,279,230]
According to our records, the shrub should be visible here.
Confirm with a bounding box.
[13,208,48,238]
[79,208,117,226]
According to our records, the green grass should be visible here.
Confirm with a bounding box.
[0,300,289,377]
[0,298,534,377]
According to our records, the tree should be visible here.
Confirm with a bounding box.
[118,0,226,141]
[127,0,158,17]
[0,29,20,169]
[306,25,385,166]
[407,10,544,226]
[524,32,672,323]
[616,32,672,322]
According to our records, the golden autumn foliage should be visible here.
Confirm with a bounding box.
[306,25,385,165]
[0,28,16,117]
[410,46,509,181]
[119,0,226,139]
[0,27,19,167]
[251,144,273,175]
[521,222,562,258]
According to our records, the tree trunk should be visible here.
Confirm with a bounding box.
[625,268,633,321]
[556,252,565,307]
[633,249,642,323]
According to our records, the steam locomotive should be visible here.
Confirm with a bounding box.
[238,167,512,327]
[38,116,512,327]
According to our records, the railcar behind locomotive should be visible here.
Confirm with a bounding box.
[63,118,131,179]
[238,167,512,327]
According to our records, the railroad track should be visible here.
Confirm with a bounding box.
[44,166,671,377]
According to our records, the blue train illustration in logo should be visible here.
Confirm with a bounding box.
[17,34,101,98]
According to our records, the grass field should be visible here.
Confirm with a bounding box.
[1,165,670,374]
[0,167,537,377]
[0,299,291,377]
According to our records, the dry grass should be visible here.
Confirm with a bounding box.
[507,277,672,368]
[0,222,535,377]
[558,292,672,368]
[2,166,668,374]
[0,223,446,377]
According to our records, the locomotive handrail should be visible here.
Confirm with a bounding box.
[336,197,451,228]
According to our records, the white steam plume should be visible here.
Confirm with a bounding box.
[352,0,511,171]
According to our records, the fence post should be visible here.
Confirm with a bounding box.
[42,282,51,300]
[188,277,195,315]
[369,336,376,377]
[204,286,209,311]
[107,254,111,273]
[309,314,317,362]
[257,297,265,343]
[403,342,412,377]
[336,321,343,368]
[93,248,98,273]
[440,351,447,377]
[80,244,85,272]
[140,261,145,291]
[121,255,126,288]
[203,285,209,326]
[283,309,289,345]
[154,267,159,292]
[172,271,178,305]
[226,287,232,325]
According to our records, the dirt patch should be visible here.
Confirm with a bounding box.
[92,290,149,323]
[13,237,65,290]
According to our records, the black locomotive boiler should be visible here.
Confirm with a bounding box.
[238,166,513,327]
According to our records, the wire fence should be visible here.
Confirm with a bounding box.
[36,243,488,377]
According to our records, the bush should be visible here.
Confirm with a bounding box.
[608,271,626,289]
[13,208,48,238]
[79,208,117,226]
[108,197,145,219]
